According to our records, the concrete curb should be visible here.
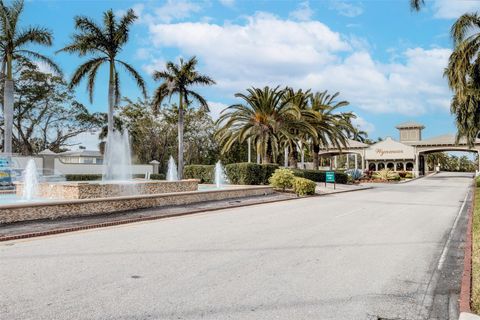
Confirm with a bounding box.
[0,185,372,242]
[460,184,474,314]
[460,312,480,320]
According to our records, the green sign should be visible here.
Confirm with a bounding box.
[326,171,335,183]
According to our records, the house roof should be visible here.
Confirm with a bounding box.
[395,121,425,129]
[408,134,480,146]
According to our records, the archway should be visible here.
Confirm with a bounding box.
[368,163,376,171]
[378,163,385,170]
[417,148,479,174]
[406,162,414,171]
[387,162,394,170]
[396,162,404,171]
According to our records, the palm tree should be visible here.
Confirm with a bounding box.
[216,86,315,164]
[308,91,354,170]
[410,0,424,11]
[58,8,146,136]
[350,127,368,143]
[444,13,480,146]
[0,0,61,153]
[152,56,215,178]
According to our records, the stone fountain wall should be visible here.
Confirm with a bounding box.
[0,185,273,224]
[15,180,198,200]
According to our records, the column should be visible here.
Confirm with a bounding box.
[334,156,337,170]
[284,147,288,167]
[354,154,358,170]
[477,150,480,174]
[247,138,251,163]
[346,154,349,169]
[415,154,420,177]
[257,153,261,164]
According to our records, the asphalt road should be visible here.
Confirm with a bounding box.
[0,172,473,320]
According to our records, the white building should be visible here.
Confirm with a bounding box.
[319,121,480,176]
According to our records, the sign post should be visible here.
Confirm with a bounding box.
[325,171,335,190]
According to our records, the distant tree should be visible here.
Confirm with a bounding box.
[410,0,424,11]
[152,56,215,178]
[0,60,102,155]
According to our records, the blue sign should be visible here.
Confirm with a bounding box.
[0,156,12,186]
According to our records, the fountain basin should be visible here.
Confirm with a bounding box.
[0,185,273,224]
[14,179,198,200]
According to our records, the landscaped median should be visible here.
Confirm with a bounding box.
[472,180,480,313]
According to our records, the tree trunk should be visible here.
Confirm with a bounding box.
[3,79,13,154]
[289,146,298,168]
[107,61,115,136]
[312,143,320,170]
[178,92,184,179]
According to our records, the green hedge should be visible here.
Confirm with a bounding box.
[65,173,165,181]
[184,165,215,183]
[292,177,316,196]
[291,169,349,184]
[65,174,102,181]
[185,163,279,185]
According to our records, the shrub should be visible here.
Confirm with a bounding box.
[345,169,363,181]
[373,169,399,181]
[292,177,316,196]
[65,174,102,181]
[269,168,295,191]
[184,165,214,183]
[291,169,349,184]
[225,162,263,185]
[260,164,280,184]
[405,172,414,179]
[150,173,166,180]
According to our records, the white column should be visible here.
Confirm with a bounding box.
[284,147,288,167]
[257,153,261,164]
[346,154,349,169]
[247,138,251,163]
[334,156,337,169]
[355,154,358,170]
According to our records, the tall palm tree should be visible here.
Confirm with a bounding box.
[0,0,61,153]
[309,91,354,170]
[58,8,146,136]
[444,13,480,146]
[216,86,315,164]
[281,87,316,167]
[152,56,215,178]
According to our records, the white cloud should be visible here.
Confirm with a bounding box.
[329,1,364,18]
[219,0,235,8]
[68,131,101,151]
[352,114,375,133]
[144,12,452,116]
[208,101,229,120]
[289,1,314,21]
[145,0,203,23]
[434,0,480,19]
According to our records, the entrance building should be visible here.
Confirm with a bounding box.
[319,121,480,176]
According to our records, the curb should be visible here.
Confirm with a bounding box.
[0,186,372,242]
[460,312,480,320]
[460,182,475,315]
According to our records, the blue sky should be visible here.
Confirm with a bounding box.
[22,0,480,148]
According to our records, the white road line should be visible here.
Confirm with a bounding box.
[437,190,469,270]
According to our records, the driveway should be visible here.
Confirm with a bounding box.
[0,172,473,320]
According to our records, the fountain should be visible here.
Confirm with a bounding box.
[214,161,228,188]
[167,156,178,181]
[22,159,38,201]
[102,130,132,181]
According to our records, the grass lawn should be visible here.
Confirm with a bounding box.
[472,184,480,312]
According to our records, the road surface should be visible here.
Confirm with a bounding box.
[0,172,473,320]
